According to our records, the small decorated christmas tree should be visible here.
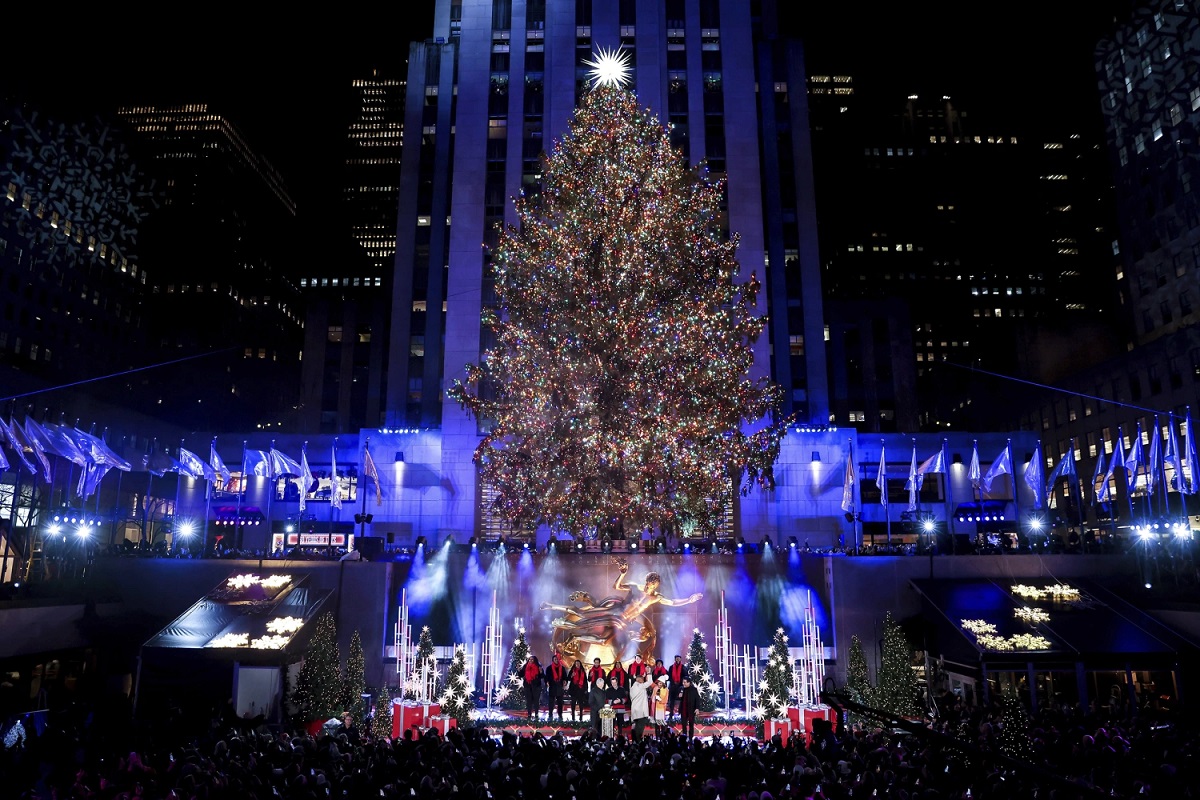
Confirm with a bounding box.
[340,630,367,728]
[873,612,919,719]
[404,625,440,701]
[845,634,873,728]
[499,626,531,710]
[295,611,342,721]
[371,685,395,741]
[686,628,719,712]
[439,644,474,729]
[755,627,793,721]
[996,691,1030,758]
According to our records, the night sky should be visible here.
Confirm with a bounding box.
[8,2,1127,214]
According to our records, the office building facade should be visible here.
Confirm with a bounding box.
[387,0,829,540]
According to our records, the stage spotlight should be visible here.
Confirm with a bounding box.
[922,518,936,533]
[178,522,196,537]
[601,537,613,553]
[682,541,691,553]
[547,540,558,554]
[49,523,61,535]
[468,537,478,548]
[444,537,453,549]
[575,538,585,552]
[629,540,638,551]
[53,515,61,523]
[522,541,531,551]
[787,536,798,549]
[415,535,428,549]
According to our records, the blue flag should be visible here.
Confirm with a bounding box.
[179,446,217,481]
[1146,418,1161,496]
[1096,428,1124,504]
[0,418,39,478]
[981,443,1012,494]
[1124,425,1144,494]
[299,445,314,513]
[968,442,981,490]
[1186,412,1200,495]
[1164,416,1182,492]
[1044,439,1076,506]
[210,440,232,484]
[905,444,919,511]
[876,444,888,507]
[1025,441,1044,509]
[330,443,343,510]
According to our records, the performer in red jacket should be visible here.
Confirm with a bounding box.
[522,654,544,723]
[667,654,687,721]
[651,657,669,684]
[628,653,649,681]
[568,658,588,721]
[544,653,568,723]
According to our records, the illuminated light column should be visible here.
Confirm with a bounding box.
[482,590,504,712]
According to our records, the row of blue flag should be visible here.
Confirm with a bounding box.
[839,412,1200,514]
[0,419,383,508]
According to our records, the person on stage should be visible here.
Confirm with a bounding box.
[629,671,652,740]
[545,653,567,723]
[607,659,629,704]
[568,658,588,722]
[652,657,668,684]
[588,672,609,736]
[678,675,701,741]
[587,657,606,686]
[628,653,649,681]
[651,674,670,737]
[667,654,687,721]
[522,653,544,723]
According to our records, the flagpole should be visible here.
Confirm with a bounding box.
[174,438,184,546]
[359,437,371,542]
[109,435,126,548]
[265,439,277,551]
[144,439,156,546]
[235,441,247,553]
[2,468,21,583]
[850,437,860,553]
[883,439,891,548]
[1069,438,1084,540]
[1126,425,1139,531]
[1007,439,1019,533]
[942,438,954,548]
[204,438,214,557]
[329,437,336,536]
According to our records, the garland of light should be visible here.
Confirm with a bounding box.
[1011,583,1079,601]
[961,619,1052,651]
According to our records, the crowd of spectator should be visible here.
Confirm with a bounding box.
[2,685,1195,800]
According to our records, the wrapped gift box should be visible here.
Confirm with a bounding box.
[392,701,441,739]
[764,717,793,747]
[428,715,457,735]
[802,705,834,736]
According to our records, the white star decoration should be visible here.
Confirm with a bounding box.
[583,46,632,89]
[508,672,521,686]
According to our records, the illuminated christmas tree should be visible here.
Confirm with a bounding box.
[873,612,919,719]
[295,611,341,721]
[448,76,789,538]
[340,630,367,728]
[686,628,718,712]
[404,625,440,701]
[371,685,395,741]
[997,691,1030,758]
[438,645,474,729]
[756,627,793,722]
[498,627,531,710]
[845,634,873,728]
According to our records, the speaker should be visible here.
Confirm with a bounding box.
[356,536,384,561]
[386,531,395,545]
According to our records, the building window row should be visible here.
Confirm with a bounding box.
[300,277,383,288]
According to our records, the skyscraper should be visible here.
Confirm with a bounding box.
[808,77,1120,432]
[298,70,408,433]
[116,104,304,430]
[1,103,153,390]
[388,0,829,539]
